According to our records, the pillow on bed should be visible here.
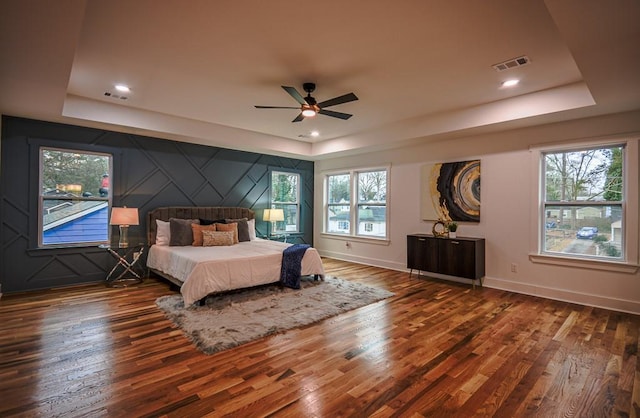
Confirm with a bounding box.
[199,217,226,226]
[156,219,170,246]
[202,230,235,246]
[247,218,257,240]
[215,222,239,244]
[225,218,250,242]
[169,218,200,246]
[191,223,217,246]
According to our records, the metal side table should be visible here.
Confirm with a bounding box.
[99,243,145,287]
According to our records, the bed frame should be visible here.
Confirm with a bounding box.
[146,206,255,288]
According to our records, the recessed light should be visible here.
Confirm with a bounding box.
[501,79,519,87]
[114,84,131,93]
[310,131,320,137]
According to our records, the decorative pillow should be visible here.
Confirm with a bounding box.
[202,230,235,247]
[199,218,226,226]
[247,218,257,240]
[215,222,239,244]
[225,218,250,242]
[169,218,200,246]
[156,219,170,246]
[191,223,217,246]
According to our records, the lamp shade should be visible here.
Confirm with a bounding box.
[110,207,139,226]
[263,208,284,222]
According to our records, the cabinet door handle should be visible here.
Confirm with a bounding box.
[450,241,460,244]
[418,238,426,241]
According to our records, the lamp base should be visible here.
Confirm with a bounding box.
[118,225,129,248]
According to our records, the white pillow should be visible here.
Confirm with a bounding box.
[247,218,257,240]
[156,219,170,246]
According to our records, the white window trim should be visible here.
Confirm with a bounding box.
[270,170,301,234]
[38,146,113,248]
[323,165,390,243]
[528,137,639,273]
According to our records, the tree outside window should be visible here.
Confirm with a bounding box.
[542,145,623,259]
[326,173,350,235]
[357,170,387,237]
[40,148,112,247]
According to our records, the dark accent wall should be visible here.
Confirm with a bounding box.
[0,116,314,293]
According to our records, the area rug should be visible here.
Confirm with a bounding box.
[155,276,394,355]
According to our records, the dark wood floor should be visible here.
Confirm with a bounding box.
[0,258,638,417]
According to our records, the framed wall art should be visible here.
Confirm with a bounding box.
[421,160,480,222]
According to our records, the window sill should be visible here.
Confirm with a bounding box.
[320,233,390,245]
[529,253,639,274]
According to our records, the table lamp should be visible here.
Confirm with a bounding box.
[263,208,285,240]
[110,207,139,247]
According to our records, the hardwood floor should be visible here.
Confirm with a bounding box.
[0,258,638,417]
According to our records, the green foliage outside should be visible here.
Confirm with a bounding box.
[272,172,298,203]
[41,149,110,196]
[328,174,350,204]
[603,147,622,201]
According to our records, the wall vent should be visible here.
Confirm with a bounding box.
[492,56,530,72]
[104,91,128,100]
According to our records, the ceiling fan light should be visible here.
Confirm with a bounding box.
[301,106,316,117]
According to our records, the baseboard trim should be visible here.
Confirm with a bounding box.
[317,251,640,315]
[318,250,407,272]
[484,276,640,315]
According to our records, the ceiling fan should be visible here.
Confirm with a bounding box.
[255,82,358,122]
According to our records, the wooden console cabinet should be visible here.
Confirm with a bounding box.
[407,234,485,285]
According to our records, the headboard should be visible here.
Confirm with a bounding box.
[147,206,255,245]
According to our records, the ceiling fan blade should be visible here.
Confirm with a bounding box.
[317,92,358,108]
[318,109,353,120]
[292,113,305,123]
[254,105,300,109]
[282,86,307,105]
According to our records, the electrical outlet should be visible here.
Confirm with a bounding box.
[510,263,518,273]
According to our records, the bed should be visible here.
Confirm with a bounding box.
[146,206,325,305]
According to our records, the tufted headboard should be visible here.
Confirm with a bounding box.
[147,206,255,245]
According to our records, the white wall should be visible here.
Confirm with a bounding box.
[314,110,640,314]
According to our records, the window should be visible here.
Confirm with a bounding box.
[325,167,388,240]
[326,173,350,235]
[39,148,112,247]
[271,171,300,233]
[541,145,623,260]
[356,170,387,237]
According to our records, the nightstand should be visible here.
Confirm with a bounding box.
[99,243,145,287]
[268,234,289,243]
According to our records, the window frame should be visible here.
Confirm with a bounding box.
[38,146,113,248]
[270,170,301,234]
[325,171,351,236]
[323,166,390,242]
[530,138,639,273]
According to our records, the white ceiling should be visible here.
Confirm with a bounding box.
[1,0,639,160]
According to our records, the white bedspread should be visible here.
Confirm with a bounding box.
[147,239,325,305]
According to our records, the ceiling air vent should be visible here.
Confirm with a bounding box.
[492,56,530,72]
[104,91,128,100]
